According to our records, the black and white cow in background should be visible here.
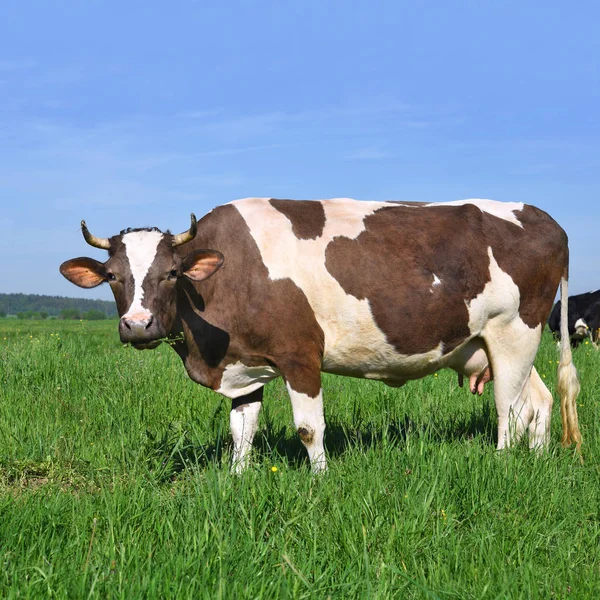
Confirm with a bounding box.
[548,289,600,347]
[60,198,582,472]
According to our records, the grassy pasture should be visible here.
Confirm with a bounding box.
[0,319,599,599]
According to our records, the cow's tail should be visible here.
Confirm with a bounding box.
[556,269,582,454]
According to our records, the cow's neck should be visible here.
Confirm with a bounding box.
[169,280,230,389]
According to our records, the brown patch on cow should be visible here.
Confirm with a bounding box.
[269,199,326,240]
[172,204,324,397]
[297,426,314,445]
[325,203,490,355]
[490,204,567,329]
[325,202,568,355]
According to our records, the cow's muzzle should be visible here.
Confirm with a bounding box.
[119,315,165,349]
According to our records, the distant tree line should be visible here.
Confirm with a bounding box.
[0,293,117,319]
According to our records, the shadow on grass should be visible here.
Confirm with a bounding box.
[143,399,497,480]
[142,426,224,482]
[256,395,497,467]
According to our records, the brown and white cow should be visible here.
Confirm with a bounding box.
[60,198,582,472]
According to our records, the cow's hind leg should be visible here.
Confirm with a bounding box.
[284,375,326,473]
[528,366,553,450]
[230,387,263,474]
[484,323,542,449]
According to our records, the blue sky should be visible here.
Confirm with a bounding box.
[1,1,599,301]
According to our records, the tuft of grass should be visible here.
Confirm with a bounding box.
[0,319,599,598]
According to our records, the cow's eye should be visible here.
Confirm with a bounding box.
[168,269,178,280]
[106,273,116,282]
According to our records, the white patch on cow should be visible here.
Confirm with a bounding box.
[217,361,280,399]
[431,274,442,293]
[122,230,164,320]
[463,246,542,448]
[464,247,523,334]
[230,400,262,473]
[528,366,553,449]
[446,337,489,378]
[286,383,326,472]
[425,199,525,228]
[573,318,589,339]
[232,197,445,381]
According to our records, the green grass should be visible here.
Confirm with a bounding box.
[1,319,599,599]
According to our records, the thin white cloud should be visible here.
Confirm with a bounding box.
[178,101,463,146]
[52,178,203,209]
[190,143,288,157]
[0,59,36,71]
[191,111,289,142]
[120,153,185,173]
[176,108,225,120]
[344,146,393,160]
[27,66,85,87]
[177,173,245,187]
[0,99,466,226]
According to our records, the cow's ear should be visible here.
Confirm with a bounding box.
[182,250,224,282]
[60,257,107,288]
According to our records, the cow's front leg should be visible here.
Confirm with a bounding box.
[285,381,326,473]
[230,387,263,474]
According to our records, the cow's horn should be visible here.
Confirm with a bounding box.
[172,213,198,247]
[81,220,110,250]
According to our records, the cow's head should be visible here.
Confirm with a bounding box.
[60,215,223,349]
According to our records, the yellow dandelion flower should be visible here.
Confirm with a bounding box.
[271,466,278,472]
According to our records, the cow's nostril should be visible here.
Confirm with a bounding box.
[145,316,154,330]
[122,319,131,330]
